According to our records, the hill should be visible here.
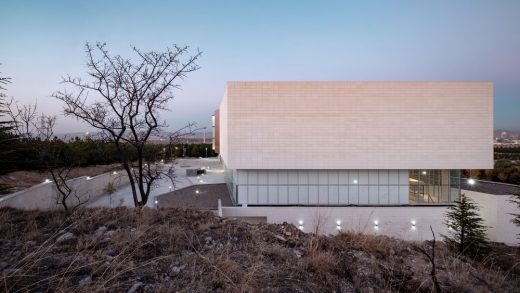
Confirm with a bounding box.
[0,207,518,292]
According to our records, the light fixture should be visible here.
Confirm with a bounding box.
[112,171,117,175]
[86,176,92,180]
[374,220,379,230]
[160,159,164,163]
[468,178,476,185]
[44,179,51,183]
[195,189,200,194]
[336,220,342,230]
[411,220,416,230]
[353,179,358,184]
[154,200,158,204]
[421,170,427,175]
[298,220,304,231]
[169,186,172,191]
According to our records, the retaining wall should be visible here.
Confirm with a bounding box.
[221,190,520,245]
[0,171,129,211]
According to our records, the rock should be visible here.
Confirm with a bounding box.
[292,248,302,258]
[105,230,116,237]
[78,276,92,286]
[274,235,287,242]
[95,226,107,236]
[127,281,143,293]
[169,264,186,276]
[56,232,77,245]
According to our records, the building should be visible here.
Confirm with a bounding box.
[215,81,493,206]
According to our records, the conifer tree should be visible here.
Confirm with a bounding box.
[0,69,18,192]
[443,193,490,258]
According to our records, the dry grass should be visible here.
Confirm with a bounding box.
[0,207,518,292]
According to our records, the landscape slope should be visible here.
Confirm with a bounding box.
[0,207,518,292]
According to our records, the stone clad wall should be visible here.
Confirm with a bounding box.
[220,81,493,170]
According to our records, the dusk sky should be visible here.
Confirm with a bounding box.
[1,0,519,133]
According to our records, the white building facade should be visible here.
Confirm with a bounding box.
[217,81,493,206]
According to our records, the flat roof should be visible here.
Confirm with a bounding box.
[461,179,520,195]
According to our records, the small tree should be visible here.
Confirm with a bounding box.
[0,67,18,192]
[509,190,520,242]
[53,42,201,209]
[443,193,490,258]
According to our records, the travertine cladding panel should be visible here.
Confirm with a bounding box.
[220,81,493,169]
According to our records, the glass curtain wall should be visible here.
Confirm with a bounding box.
[408,170,460,204]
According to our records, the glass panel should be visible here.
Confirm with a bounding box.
[408,169,458,204]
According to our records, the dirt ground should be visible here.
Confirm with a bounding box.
[0,164,120,194]
[0,207,518,292]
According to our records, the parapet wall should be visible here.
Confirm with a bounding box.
[0,171,129,211]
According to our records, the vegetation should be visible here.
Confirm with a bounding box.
[443,194,490,258]
[0,138,215,175]
[0,207,518,292]
[53,42,201,208]
[0,68,17,193]
[462,147,520,185]
[495,146,520,161]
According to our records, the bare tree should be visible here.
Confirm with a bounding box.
[43,143,89,215]
[417,226,442,293]
[53,42,202,208]
[5,96,84,213]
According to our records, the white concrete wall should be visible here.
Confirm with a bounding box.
[219,88,229,164]
[465,190,520,245]
[220,81,493,170]
[235,169,409,205]
[222,206,449,241]
[221,190,520,245]
[0,171,129,211]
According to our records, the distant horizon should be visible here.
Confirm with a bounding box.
[1,0,519,132]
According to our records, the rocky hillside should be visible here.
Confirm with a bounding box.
[0,207,518,292]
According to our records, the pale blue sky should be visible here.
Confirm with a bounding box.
[1,0,519,132]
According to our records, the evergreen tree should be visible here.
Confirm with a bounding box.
[0,69,18,192]
[443,193,491,258]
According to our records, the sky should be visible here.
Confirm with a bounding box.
[1,0,519,133]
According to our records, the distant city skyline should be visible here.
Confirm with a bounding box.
[1,0,519,132]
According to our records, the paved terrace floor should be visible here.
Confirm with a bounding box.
[88,157,227,208]
[156,183,232,210]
